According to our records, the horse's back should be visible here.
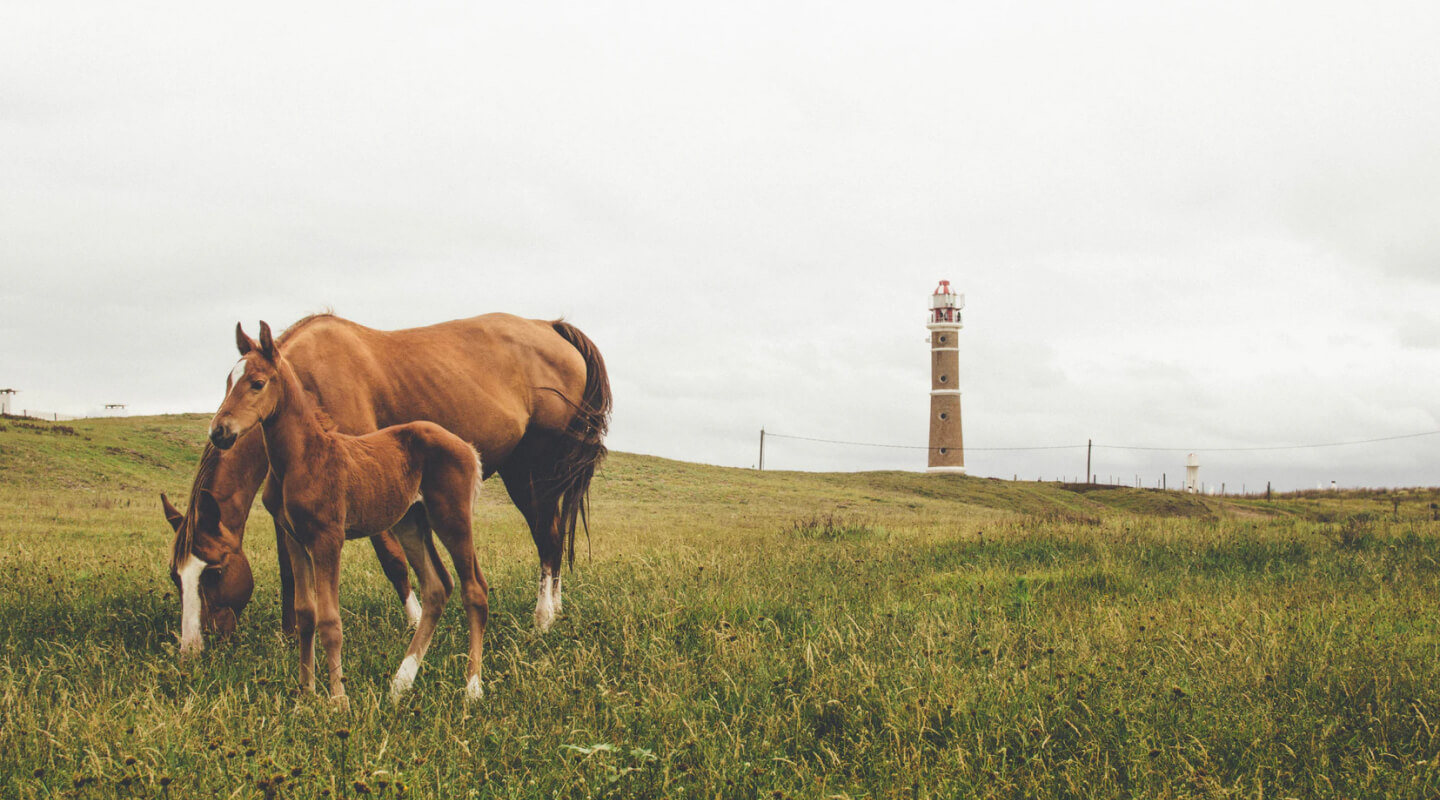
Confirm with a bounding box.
[280,314,587,466]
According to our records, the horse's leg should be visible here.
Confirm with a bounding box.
[369,531,419,628]
[389,506,451,703]
[310,531,348,710]
[424,491,488,701]
[281,532,317,694]
[263,476,296,635]
[498,459,563,632]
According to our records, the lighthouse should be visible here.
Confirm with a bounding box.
[927,281,965,473]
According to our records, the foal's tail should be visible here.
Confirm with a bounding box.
[550,321,612,568]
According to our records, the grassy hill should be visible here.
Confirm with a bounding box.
[2,414,1439,798]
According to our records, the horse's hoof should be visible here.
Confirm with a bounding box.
[329,694,350,713]
[465,674,483,701]
[390,655,419,704]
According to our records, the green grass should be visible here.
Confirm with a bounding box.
[3,414,1440,798]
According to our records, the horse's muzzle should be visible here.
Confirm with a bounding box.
[209,426,238,450]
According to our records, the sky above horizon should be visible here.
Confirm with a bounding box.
[4,2,1439,492]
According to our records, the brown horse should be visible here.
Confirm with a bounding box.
[214,321,488,706]
[166,312,610,654]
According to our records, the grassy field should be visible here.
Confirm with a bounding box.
[2,414,1440,798]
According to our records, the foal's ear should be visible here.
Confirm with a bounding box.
[235,323,258,357]
[160,493,184,532]
[196,489,224,529]
[257,321,277,361]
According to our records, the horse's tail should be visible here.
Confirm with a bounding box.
[550,321,611,568]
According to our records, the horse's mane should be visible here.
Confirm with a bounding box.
[313,406,338,433]
[278,310,337,345]
[170,441,221,570]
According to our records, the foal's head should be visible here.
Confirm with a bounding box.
[163,487,254,644]
[210,322,283,450]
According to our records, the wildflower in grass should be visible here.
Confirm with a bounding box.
[335,728,351,741]
[291,766,304,777]
[124,755,137,766]
[353,780,371,794]
[159,776,173,787]
[31,768,44,779]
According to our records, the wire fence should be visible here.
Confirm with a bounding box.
[764,429,1440,454]
[760,428,1440,493]
[1,410,84,422]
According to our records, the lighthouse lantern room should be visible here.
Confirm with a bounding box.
[926,281,965,473]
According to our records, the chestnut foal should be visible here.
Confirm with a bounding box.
[211,322,488,707]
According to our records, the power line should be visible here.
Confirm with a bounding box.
[1093,429,1440,453]
[763,429,1440,454]
[764,433,1083,452]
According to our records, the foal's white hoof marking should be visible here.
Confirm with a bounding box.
[403,592,422,629]
[390,655,419,703]
[465,674,483,701]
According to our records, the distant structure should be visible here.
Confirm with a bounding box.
[927,281,965,473]
[0,389,15,416]
[104,404,127,415]
[1185,453,1200,493]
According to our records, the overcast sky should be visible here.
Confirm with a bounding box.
[4,2,1439,492]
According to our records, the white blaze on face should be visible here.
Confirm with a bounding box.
[404,592,422,628]
[533,568,555,632]
[390,655,420,703]
[228,359,248,390]
[178,555,207,654]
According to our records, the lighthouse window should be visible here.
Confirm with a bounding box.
[939,374,948,383]
[938,448,948,455]
[938,412,949,421]
[938,335,948,344]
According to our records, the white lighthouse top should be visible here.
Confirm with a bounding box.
[1186,453,1199,468]
[928,280,964,326]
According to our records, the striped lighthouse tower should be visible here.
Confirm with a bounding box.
[927,281,965,473]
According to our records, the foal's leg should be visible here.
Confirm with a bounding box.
[425,493,489,701]
[281,533,318,693]
[263,477,297,635]
[369,531,420,628]
[310,532,348,710]
[389,507,452,703]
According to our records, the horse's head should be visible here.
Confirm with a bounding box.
[163,489,254,653]
[210,321,283,450]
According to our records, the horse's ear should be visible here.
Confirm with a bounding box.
[258,321,277,361]
[196,489,223,528]
[161,493,184,532]
[236,323,257,356]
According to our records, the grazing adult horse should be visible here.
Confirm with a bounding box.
[214,322,487,705]
[166,312,610,655]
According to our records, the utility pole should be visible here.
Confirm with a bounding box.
[759,427,765,471]
[1086,439,1092,485]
